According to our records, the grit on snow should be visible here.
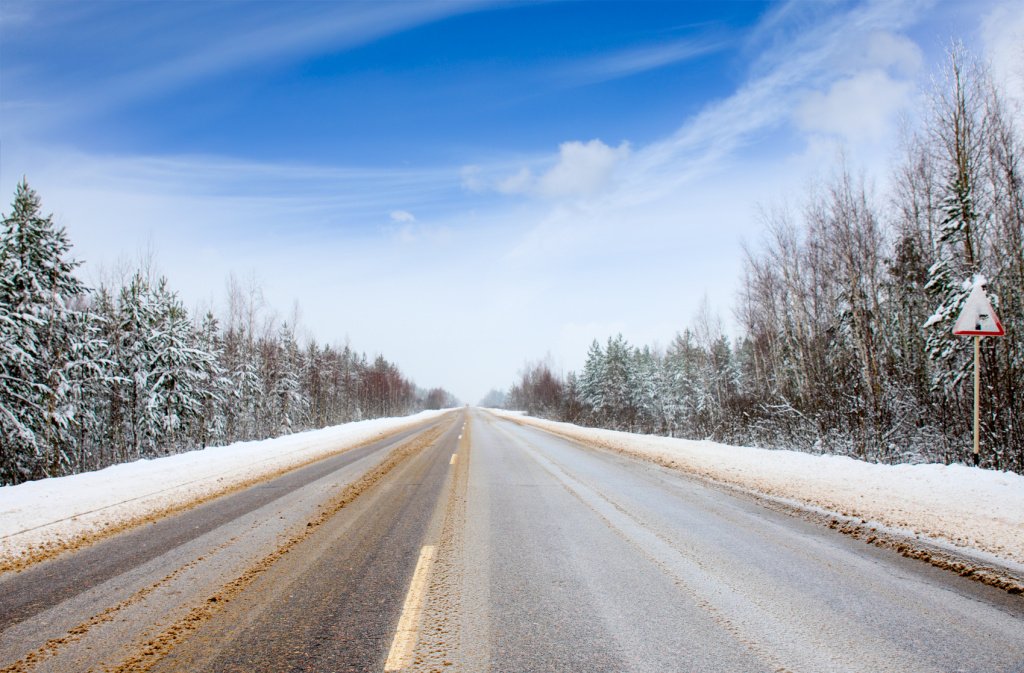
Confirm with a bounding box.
[0,410,448,570]
[488,409,1024,568]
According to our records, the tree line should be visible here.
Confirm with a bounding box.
[506,43,1024,473]
[0,182,455,486]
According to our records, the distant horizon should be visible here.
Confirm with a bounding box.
[3,0,1022,403]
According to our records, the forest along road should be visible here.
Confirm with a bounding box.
[0,409,463,673]
[2,408,1023,673]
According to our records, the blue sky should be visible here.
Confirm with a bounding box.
[2,0,1023,403]
[5,2,755,163]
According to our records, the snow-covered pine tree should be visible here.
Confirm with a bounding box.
[63,296,114,473]
[195,310,228,448]
[0,180,88,485]
[664,330,701,438]
[629,346,660,434]
[272,322,307,435]
[89,283,130,465]
[579,339,605,425]
[304,339,327,427]
[601,334,634,430]
[220,323,262,442]
[115,271,160,458]
[146,278,212,452]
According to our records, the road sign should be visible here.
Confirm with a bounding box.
[952,282,1005,466]
[953,284,1005,336]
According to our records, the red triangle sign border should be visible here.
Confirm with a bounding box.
[953,284,1006,337]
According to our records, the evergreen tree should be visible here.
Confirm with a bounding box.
[272,322,306,434]
[195,310,228,448]
[579,339,605,423]
[114,272,161,457]
[601,334,634,430]
[0,180,87,484]
[147,278,211,451]
[923,44,989,394]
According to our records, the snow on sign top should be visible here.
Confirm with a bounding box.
[953,284,1005,336]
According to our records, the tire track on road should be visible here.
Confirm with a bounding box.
[492,422,953,673]
[0,420,438,576]
[0,418,453,673]
[104,420,451,673]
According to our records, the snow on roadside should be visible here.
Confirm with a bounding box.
[488,410,1024,567]
[0,410,449,571]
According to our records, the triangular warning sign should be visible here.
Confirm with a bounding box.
[953,284,1005,336]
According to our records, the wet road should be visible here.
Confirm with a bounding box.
[2,408,1022,673]
[425,410,1024,673]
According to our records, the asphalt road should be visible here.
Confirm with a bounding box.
[0,411,462,673]
[2,408,1022,673]
[423,410,1024,673]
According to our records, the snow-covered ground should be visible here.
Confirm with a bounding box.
[0,410,449,571]
[488,410,1024,568]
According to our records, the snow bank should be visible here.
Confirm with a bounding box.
[490,411,1024,567]
[0,411,448,570]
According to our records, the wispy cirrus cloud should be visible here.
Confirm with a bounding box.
[2,0,489,131]
[491,0,939,267]
[105,3,480,102]
[623,1,930,190]
[558,36,730,86]
[1,143,468,244]
[470,0,933,217]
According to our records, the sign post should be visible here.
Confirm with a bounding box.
[973,335,980,460]
[952,282,1005,466]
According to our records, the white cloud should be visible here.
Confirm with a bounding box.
[796,69,913,143]
[460,165,485,192]
[982,1,1024,108]
[390,209,416,223]
[494,139,631,200]
[865,32,924,76]
[497,167,534,195]
[539,140,631,199]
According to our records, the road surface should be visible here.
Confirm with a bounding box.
[1,408,1022,673]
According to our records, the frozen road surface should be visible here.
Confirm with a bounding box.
[1,409,1022,673]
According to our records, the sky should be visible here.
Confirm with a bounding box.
[2,0,1023,404]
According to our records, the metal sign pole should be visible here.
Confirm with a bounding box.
[973,335,980,466]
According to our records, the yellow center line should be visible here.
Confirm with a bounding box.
[450,454,458,465]
[383,545,436,672]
